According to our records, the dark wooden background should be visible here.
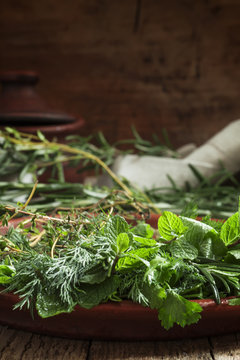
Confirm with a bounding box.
[1,0,240,147]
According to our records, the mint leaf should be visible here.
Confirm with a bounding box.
[182,217,226,259]
[104,215,129,241]
[116,233,130,253]
[157,290,202,330]
[80,266,108,284]
[144,255,174,285]
[158,211,186,241]
[181,216,218,237]
[169,237,198,260]
[36,292,76,318]
[220,212,240,246]
[132,223,154,238]
[133,235,157,247]
[116,248,157,271]
[77,276,120,309]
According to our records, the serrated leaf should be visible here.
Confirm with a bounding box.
[116,233,130,253]
[169,237,198,260]
[182,217,226,259]
[156,290,202,330]
[144,255,173,285]
[132,223,154,239]
[181,216,218,236]
[133,235,157,247]
[104,215,129,244]
[220,212,240,246]
[158,211,186,241]
[116,247,157,271]
[36,292,76,318]
[142,283,167,309]
[77,276,120,309]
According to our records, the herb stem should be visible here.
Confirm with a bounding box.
[8,181,38,221]
[51,235,60,258]
[4,205,79,225]
[29,230,46,247]
[3,133,133,197]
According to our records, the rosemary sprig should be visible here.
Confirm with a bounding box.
[1,129,132,196]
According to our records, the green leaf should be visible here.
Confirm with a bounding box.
[36,292,76,318]
[116,233,130,253]
[228,249,240,260]
[0,264,15,284]
[158,211,186,241]
[228,297,240,306]
[132,223,154,239]
[199,235,226,259]
[80,266,109,284]
[104,215,129,243]
[116,248,157,271]
[169,237,198,260]
[142,283,167,309]
[156,290,202,330]
[77,276,120,309]
[181,216,218,237]
[133,235,157,247]
[144,255,174,285]
[37,130,47,142]
[220,212,240,246]
[182,217,226,259]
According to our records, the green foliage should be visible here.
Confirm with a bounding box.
[220,212,240,246]
[0,264,15,284]
[228,297,240,306]
[169,237,198,260]
[156,290,202,330]
[1,206,240,330]
[76,276,120,309]
[116,233,130,254]
[158,211,186,241]
[36,291,75,318]
[132,223,155,239]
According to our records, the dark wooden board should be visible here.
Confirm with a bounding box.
[1,1,240,146]
[1,325,240,359]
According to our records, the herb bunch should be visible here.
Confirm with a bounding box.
[0,127,177,182]
[1,205,240,330]
[1,168,239,219]
[1,127,240,218]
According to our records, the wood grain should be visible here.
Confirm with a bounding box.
[0,325,240,359]
[1,1,240,146]
[0,326,89,360]
[210,333,240,360]
[89,338,212,359]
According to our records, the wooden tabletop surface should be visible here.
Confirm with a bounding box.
[0,325,239,360]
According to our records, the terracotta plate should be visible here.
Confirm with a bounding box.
[0,215,239,340]
[0,290,240,340]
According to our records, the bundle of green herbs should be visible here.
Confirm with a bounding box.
[0,126,177,181]
[1,127,240,218]
[0,203,240,330]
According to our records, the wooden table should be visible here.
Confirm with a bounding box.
[0,325,239,360]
